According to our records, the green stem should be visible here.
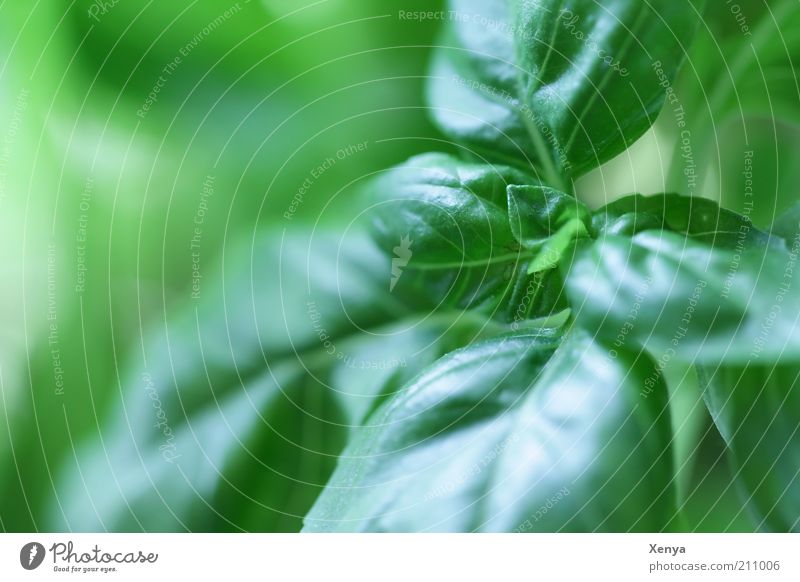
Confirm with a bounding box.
[518,106,570,194]
[511,61,571,193]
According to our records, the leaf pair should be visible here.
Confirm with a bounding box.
[429,0,704,181]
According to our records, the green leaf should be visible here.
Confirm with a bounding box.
[369,153,531,265]
[303,329,676,532]
[593,193,774,249]
[427,0,704,180]
[506,184,590,292]
[565,230,800,364]
[366,153,533,308]
[700,363,800,531]
[52,229,477,532]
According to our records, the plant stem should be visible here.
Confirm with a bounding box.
[518,106,570,194]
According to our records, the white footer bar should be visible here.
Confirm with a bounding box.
[1,533,797,581]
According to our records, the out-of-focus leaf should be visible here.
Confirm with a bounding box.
[52,229,490,531]
[0,0,450,531]
[712,118,800,228]
[710,1,800,128]
[64,0,449,221]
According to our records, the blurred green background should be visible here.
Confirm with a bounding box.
[0,0,796,531]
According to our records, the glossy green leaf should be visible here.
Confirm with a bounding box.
[700,363,800,531]
[507,184,591,277]
[427,0,703,180]
[565,230,800,364]
[369,153,531,265]
[593,193,775,249]
[366,153,533,308]
[303,329,676,532]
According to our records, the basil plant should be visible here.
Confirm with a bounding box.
[58,0,800,532]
